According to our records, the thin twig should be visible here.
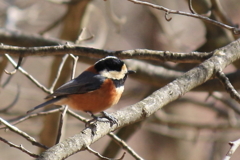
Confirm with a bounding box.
[102,122,141,158]
[188,0,211,17]
[211,92,240,115]
[55,106,68,144]
[223,138,240,160]
[0,55,8,81]
[67,109,144,159]
[67,109,88,123]
[50,49,80,145]
[86,146,126,160]
[4,68,16,75]
[49,54,69,92]
[4,53,24,75]
[0,44,213,63]
[4,54,50,93]
[70,54,79,79]
[128,0,240,34]
[75,28,94,44]
[0,84,20,113]
[108,132,144,160]
[0,117,48,149]
[0,108,63,129]
[216,70,240,104]
[211,0,236,27]
[164,11,172,21]
[2,74,13,88]
[0,136,39,158]
[188,0,196,14]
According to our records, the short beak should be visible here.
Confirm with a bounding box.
[128,70,136,74]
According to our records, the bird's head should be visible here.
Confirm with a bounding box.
[94,56,135,80]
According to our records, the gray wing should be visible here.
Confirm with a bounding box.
[46,71,106,99]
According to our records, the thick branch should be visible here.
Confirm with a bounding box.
[38,37,240,160]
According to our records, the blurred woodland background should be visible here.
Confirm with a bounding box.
[0,0,240,160]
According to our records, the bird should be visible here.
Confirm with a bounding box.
[27,56,135,125]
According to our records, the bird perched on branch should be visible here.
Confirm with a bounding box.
[27,56,135,125]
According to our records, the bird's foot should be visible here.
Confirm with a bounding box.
[101,111,118,127]
[85,111,118,127]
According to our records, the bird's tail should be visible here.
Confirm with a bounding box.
[27,97,62,114]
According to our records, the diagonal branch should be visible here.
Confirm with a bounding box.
[0,84,20,113]
[4,52,24,75]
[108,132,144,160]
[188,0,197,14]
[49,54,69,92]
[0,108,63,129]
[223,138,240,160]
[0,136,39,158]
[86,146,126,160]
[55,106,68,145]
[37,36,240,160]
[0,117,48,149]
[4,54,50,93]
[216,70,240,104]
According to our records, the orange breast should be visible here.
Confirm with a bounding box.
[65,79,124,113]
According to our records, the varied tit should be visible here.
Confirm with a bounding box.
[27,56,135,125]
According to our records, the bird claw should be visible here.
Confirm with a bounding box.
[85,111,118,128]
[85,112,118,136]
[101,111,118,127]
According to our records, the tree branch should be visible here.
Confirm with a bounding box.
[128,0,240,34]
[0,117,48,149]
[0,108,63,129]
[86,146,126,160]
[223,138,240,160]
[0,136,39,158]
[4,54,50,93]
[108,132,144,160]
[216,70,240,104]
[37,38,240,160]
[0,43,212,63]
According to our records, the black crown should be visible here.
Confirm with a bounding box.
[95,57,124,72]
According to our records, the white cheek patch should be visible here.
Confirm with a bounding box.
[100,65,128,80]
[100,70,124,80]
